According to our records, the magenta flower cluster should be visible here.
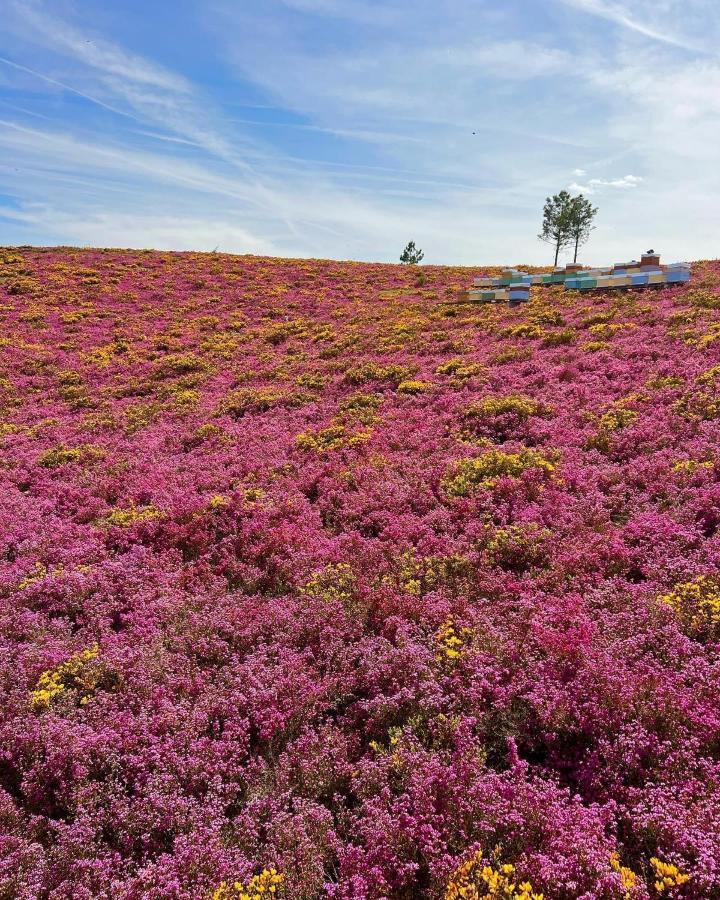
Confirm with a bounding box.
[1,248,720,898]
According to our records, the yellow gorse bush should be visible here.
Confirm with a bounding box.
[696,363,720,385]
[435,359,485,381]
[210,868,284,900]
[390,550,469,597]
[302,563,355,604]
[587,322,634,340]
[650,857,689,894]
[217,388,288,419]
[444,850,543,900]
[30,645,100,711]
[609,851,637,899]
[338,392,383,424]
[295,423,372,453]
[296,391,384,451]
[261,317,313,345]
[670,458,713,475]
[645,374,684,390]
[527,305,565,327]
[673,390,720,421]
[344,361,412,386]
[295,372,329,390]
[463,394,547,422]
[659,575,720,639]
[585,402,639,452]
[435,616,471,665]
[443,449,556,497]
[37,443,105,467]
[489,346,533,365]
[686,288,720,309]
[97,505,161,528]
[18,562,63,589]
[152,351,211,379]
[397,380,431,394]
[689,323,720,349]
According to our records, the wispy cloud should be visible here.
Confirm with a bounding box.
[9,0,191,92]
[0,54,132,117]
[3,1,251,167]
[557,0,703,50]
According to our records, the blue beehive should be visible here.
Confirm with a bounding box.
[468,253,690,302]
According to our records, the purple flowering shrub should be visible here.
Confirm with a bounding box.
[2,248,720,897]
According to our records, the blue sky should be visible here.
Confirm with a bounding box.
[0,0,717,264]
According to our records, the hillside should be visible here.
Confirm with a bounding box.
[2,247,720,898]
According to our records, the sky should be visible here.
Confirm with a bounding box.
[0,0,718,265]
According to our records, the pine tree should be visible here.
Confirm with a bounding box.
[538,191,574,266]
[568,194,598,263]
[399,241,424,265]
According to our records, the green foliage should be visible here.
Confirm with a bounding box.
[538,190,598,265]
[399,240,424,265]
[567,194,598,263]
[538,190,574,266]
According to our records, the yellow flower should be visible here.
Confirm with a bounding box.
[444,850,542,900]
[30,645,100,711]
[210,869,285,900]
[435,617,472,666]
[442,448,557,497]
[659,575,720,639]
[650,857,689,894]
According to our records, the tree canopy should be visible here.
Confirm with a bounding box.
[538,191,598,265]
[399,241,424,265]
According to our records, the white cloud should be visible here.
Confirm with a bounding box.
[0,206,277,254]
[429,40,572,80]
[570,174,643,193]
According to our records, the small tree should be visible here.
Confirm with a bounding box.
[568,194,598,263]
[400,241,424,265]
[538,191,574,266]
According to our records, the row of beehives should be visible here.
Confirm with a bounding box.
[468,251,690,303]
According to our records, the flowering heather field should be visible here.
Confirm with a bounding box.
[4,247,720,899]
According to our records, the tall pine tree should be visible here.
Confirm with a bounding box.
[568,194,598,263]
[538,191,574,266]
[399,241,424,265]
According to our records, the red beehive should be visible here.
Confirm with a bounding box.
[641,250,660,269]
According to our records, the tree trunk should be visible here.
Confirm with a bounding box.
[554,239,560,267]
[573,232,579,263]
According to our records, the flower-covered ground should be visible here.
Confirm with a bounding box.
[2,247,720,899]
